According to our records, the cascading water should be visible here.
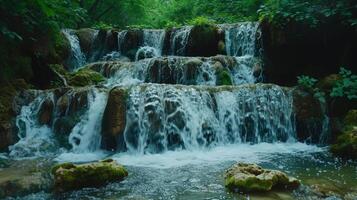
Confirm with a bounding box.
[117,30,128,54]
[143,29,166,55]
[4,22,345,200]
[9,92,57,157]
[67,89,107,153]
[221,22,262,84]
[135,30,165,61]
[170,26,192,55]
[223,22,261,57]
[62,29,86,71]
[123,84,295,154]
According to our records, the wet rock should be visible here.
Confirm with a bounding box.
[102,87,128,150]
[0,81,31,151]
[261,20,357,86]
[53,88,89,148]
[292,89,327,143]
[37,97,54,125]
[0,159,52,198]
[121,29,143,60]
[52,159,128,192]
[75,28,97,55]
[224,163,300,193]
[88,30,118,62]
[186,24,219,56]
[331,110,357,159]
[136,47,158,61]
[68,68,105,87]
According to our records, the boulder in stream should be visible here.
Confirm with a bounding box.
[224,163,300,193]
[52,159,128,192]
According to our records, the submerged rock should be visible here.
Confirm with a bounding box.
[52,159,128,192]
[224,163,300,193]
[0,159,52,198]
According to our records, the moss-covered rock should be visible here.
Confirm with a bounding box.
[331,128,357,159]
[68,68,105,87]
[224,163,300,193]
[331,110,357,159]
[52,159,128,192]
[216,69,233,86]
[344,110,357,128]
[0,159,52,198]
[101,87,128,151]
[0,80,30,151]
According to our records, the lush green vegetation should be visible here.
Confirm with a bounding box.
[0,0,356,84]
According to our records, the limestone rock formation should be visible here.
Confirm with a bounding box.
[52,159,128,192]
[224,163,300,193]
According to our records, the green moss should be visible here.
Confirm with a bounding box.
[330,109,357,160]
[331,129,357,160]
[344,110,357,128]
[51,162,75,175]
[53,160,128,192]
[68,68,105,87]
[225,176,273,192]
[216,69,233,86]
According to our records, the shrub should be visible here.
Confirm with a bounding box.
[330,68,357,100]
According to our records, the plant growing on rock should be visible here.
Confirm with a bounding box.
[297,75,326,103]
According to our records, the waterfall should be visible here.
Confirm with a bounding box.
[117,30,128,54]
[221,22,262,83]
[223,22,261,57]
[143,29,166,56]
[67,88,107,153]
[170,26,192,55]
[123,84,295,154]
[62,29,86,71]
[9,92,57,157]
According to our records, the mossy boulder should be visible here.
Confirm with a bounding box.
[216,68,233,86]
[101,87,128,151]
[224,163,300,193]
[186,24,219,56]
[331,110,357,159]
[343,110,357,128]
[0,80,30,151]
[68,68,105,87]
[52,159,128,192]
[330,128,357,160]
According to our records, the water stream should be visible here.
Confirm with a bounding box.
[2,23,355,199]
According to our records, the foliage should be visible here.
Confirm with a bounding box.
[188,17,216,26]
[258,0,357,28]
[297,75,326,103]
[331,68,357,100]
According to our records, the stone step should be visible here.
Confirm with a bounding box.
[87,55,262,86]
